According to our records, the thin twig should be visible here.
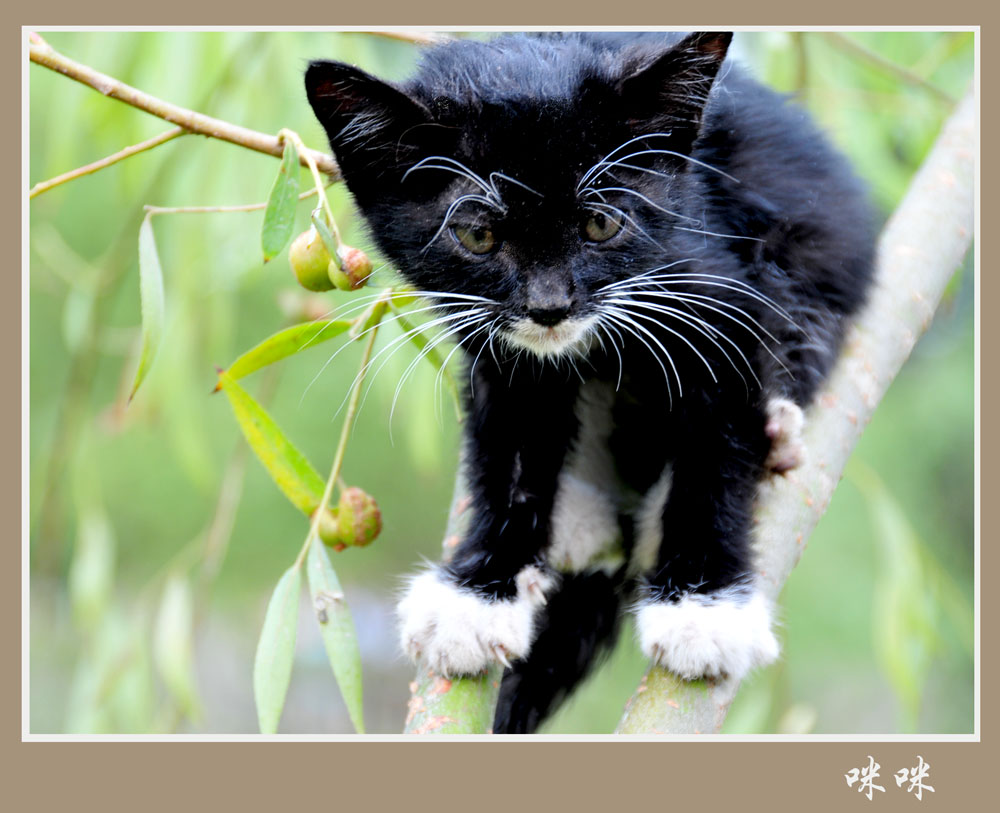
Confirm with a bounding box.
[294,294,390,569]
[280,129,341,243]
[367,30,453,46]
[143,184,325,217]
[30,127,187,199]
[28,35,341,179]
[822,32,957,105]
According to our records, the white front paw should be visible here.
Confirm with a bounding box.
[635,589,779,681]
[397,566,555,677]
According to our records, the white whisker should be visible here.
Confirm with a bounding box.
[605,296,755,391]
[469,316,503,398]
[388,313,488,438]
[600,270,797,325]
[602,306,678,407]
[321,308,488,417]
[673,225,765,243]
[581,185,699,224]
[489,171,543,199]
[404,155,502,206]
[594,315,625,391]
[596,260,701,293]
[422,193,502,253]
[578,135,740,190]
[606,301,717,384]
[585,201,667,249]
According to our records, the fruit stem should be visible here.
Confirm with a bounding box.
[294,309,383,567]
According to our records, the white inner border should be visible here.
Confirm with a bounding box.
[22,24,980,743]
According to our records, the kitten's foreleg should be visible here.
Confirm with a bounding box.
[633,414,779,682]
[759,308,848,474]
[397,370,580,676]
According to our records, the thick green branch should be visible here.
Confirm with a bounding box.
[617,87,975,734]
[28,34,340,179]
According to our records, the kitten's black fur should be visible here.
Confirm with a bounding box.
[306,32,875,733]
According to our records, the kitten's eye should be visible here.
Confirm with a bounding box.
[451,225,498,255]
[583,211,624,242]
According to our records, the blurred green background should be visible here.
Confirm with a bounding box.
[29,31,975,735]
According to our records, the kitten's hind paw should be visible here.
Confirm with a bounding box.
[397,566,555,677]
[635,588,779,682]
[765,397,806,474]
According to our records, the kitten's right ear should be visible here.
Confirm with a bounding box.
[618,32,733,153]
[305,61,435,189]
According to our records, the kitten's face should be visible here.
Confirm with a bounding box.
[306,33,731,361]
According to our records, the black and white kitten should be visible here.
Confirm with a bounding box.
[306,31,875,733]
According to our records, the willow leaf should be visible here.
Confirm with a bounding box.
[226,320,353,381]
[262,138,300,262]
[306,537,365,733]
[153,573,201,720]
[217,371,325,515]
[253,564,302,734]
[129,214,165,402]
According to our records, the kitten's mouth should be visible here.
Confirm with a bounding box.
[502,316,597,359]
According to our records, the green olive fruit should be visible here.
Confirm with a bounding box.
[288,227,334,292]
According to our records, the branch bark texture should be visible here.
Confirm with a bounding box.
[28,35,340,179]
[404,88,975,735]
[616,87,975,734]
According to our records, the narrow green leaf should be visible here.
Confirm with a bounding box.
[858,468,938,732]
[253,564,302,734]
[129,213,165,402]
[262,139,300,262]
[153,573,201,720]
[306,537,365,733]
[107,615,157,734]
[225,320,353,382]
[62,285,95,350]
[217,371,325,515]
[68,506,116,634]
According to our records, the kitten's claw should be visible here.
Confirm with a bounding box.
[635,588,779,682]
[492,645,512,669]
[522,575,548,606]
[397,565,555,677]
[765,397,806,474]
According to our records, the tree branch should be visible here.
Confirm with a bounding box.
[402,87,975,735]
[821,32,957,106]
[30,127,187,198]
[616,87,974,734]
[368,30,453,46]
[402,471,505,734]
[28,34,340,179]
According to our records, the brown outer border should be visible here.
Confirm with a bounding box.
[9,3,990,810]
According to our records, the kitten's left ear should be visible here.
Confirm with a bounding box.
[305,60,436,196]
[619,31,733,152]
